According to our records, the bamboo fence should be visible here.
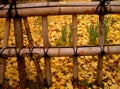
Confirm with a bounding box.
[0,1,120,89]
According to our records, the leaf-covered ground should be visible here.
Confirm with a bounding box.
[0,1,120,89]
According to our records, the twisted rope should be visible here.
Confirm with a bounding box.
[96,0,111,15]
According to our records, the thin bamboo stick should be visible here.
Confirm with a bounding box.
[1,45,120,57]
[23,17,34,47]
[23,17,45,88]
[42,16,52,87]
[0,18,11,86]
[72,14,78,87]
[0,2,120,17]
[13,17,26,89]
[96,14,105,86]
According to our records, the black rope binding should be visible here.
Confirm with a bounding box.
[29,47,34,58]
[99,45,105,56]
[96,0,111,15]
[43,47,50,58]
[15,47,23,58]
[0,47,8,58]
[29,47,36,60]
[7,0,19,18]
[73,47,78,57]
[0,0,9,9]
[100,45,110,60]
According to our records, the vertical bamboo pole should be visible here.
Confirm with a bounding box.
[97,14,105,86]
[23,17,45,88]
[42,16,52,87]
[2,18,11,48]
[72,14,78,87]
[0,18,11,88]
[13,17,26,89]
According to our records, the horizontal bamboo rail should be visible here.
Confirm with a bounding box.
[0,1,120,18]
[0,45,120,57]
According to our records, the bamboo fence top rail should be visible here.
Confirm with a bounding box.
[0,1,120,17]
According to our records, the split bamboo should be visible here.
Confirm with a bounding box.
[0,2,120,17]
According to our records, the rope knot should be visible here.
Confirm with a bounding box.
[96,0,111,15]
[7,0,19,18]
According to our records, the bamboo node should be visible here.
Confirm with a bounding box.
[72,27,77,29]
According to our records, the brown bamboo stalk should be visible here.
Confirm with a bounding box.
[0,2,120,17]
[23,17,34,47]
[96,14,105,86]
[0,18,11,87]
[2,18,11,48]
[42,16,52,87]
[23,17,45,88]
[13,17,26,89]
[72,14,78,87]
[0,1,119,9]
